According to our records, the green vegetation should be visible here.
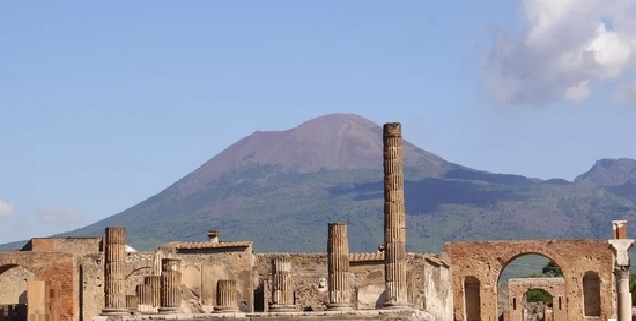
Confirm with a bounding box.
[526,289,553,305]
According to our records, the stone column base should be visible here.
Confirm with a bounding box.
[157,307,179,314]
[326,303,354,311]
[100,309,130,316]
[382,301,411,310]
[268,304,297,312]
[213,306,239,313]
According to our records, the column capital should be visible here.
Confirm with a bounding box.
[608,239,635,266]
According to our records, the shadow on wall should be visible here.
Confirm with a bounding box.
[329,178,529,215]
[18,291,26,305]
[375,291,386,310]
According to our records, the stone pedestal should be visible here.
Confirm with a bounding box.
[158,258,182,314]
[269,256,296,312]
[382,122,409,309]
[101,227,129,316]
[214,279,239,312]
[327,222,353,311]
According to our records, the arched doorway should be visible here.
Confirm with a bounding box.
[0,264,37,305]
[497,254,567,321]
[445,239,615,321]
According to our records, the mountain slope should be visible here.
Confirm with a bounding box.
[3,113,636,252]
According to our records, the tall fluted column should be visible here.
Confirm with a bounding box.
[327,222,353,311]
[608,219,634,321]
[145,276,161,311]
[101,227,129,315]
[158,258,182,314]
[269,257,296,311]
[383,122,409,309]
[214,279,239,312]
[135,284,146,312]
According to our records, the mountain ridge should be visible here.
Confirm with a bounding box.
[2,113,636,252]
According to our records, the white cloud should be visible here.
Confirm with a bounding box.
[484,0,636,105]
[0,199,14,218]
[36,209,84,224]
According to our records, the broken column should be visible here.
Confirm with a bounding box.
[135,284,149,313]
[101,227,129,315]
[158,258,182,314]
[269,256,296,311]
[214,279,239,312]
[145,276,161,311]
[382,122,409,309]
[608,220,634,321]
[326,222,353,311]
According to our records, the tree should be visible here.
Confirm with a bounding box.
[526,288,553,305]
[541,260,563,277]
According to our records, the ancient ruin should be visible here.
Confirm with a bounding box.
[0,121,631,321]
[382,122,409,310]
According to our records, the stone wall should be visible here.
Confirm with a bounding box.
[254,252,452,316]
[79,253,105,321]
[409,254,453,321]
[125,251,156,296]
[165,244,255,313]
[0,252,77,321]
[506,278,566,321]
[26,237,102,254]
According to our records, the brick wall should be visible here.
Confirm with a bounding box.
[0,252,76,321]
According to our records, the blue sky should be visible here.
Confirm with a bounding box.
[1,1,636,244]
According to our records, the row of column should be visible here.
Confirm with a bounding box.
[101,227,241,315]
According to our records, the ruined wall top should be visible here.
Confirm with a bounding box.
[21,237,102,254]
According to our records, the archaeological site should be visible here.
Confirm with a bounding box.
[0,122,633,321]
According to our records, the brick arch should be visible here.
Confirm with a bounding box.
[496,250,568,283]
[0,252,76,321]
[445,239,615,321]
[506,278,568,321]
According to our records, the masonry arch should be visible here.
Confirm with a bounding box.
[0,251,76,321]
[506,277,567,321]
[445,240,615,321]
[0,263,38,305]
